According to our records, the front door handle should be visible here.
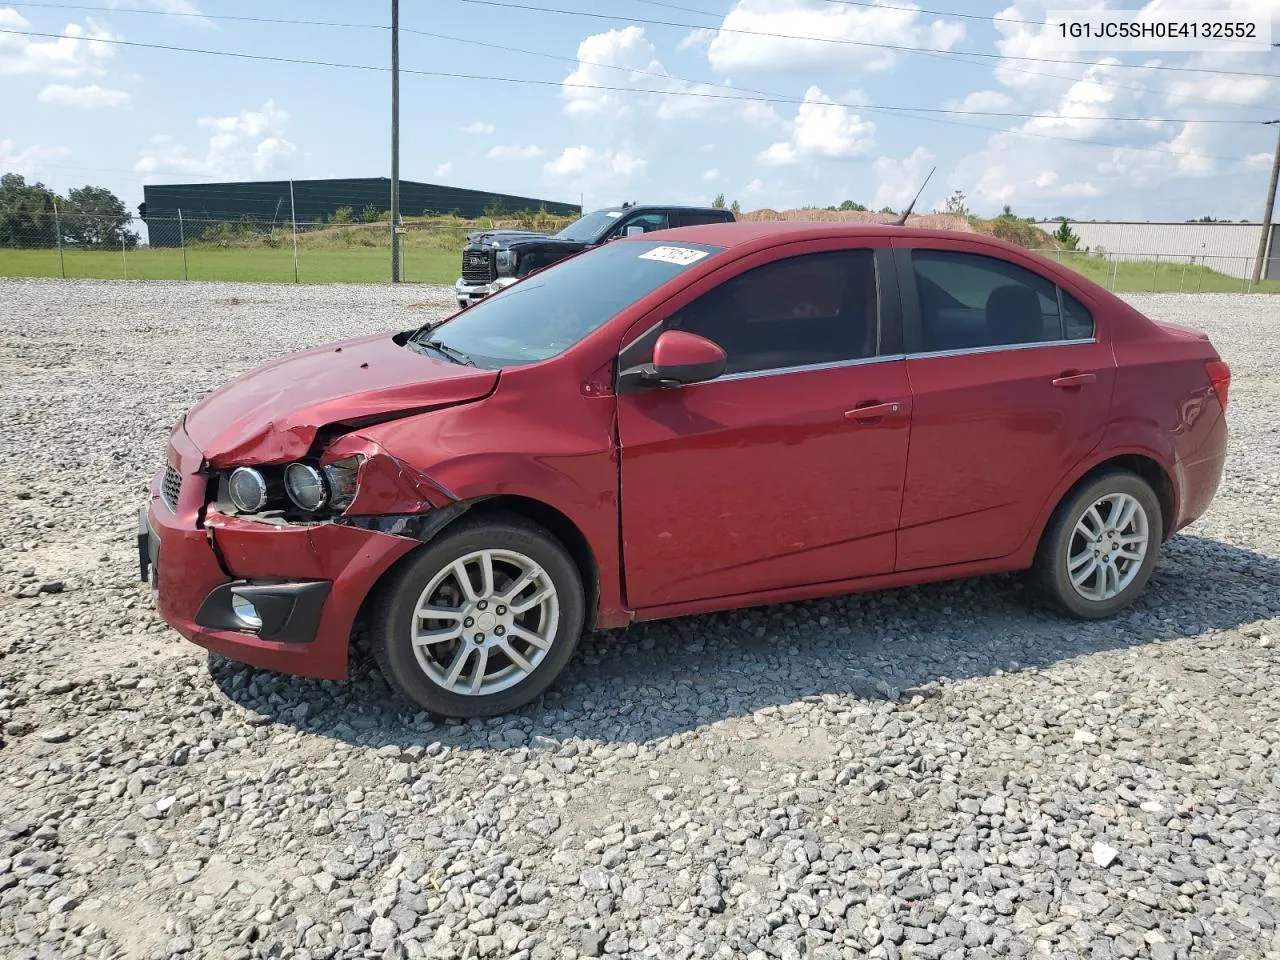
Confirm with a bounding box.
[1052,372,1097,389]
[844,401,902,421]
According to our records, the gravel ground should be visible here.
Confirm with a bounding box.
[1,279,1278,960]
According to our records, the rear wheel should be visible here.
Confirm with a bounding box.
[371,515,585,717]
[1034,470,1163,619]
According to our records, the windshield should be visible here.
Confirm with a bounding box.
[417,239,725,368]
[554,209,622,243]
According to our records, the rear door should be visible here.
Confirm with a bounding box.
[893,241,1114,570]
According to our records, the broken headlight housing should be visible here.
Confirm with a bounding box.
[217,455,364,516]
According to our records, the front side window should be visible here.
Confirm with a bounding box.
[416,239,725,368]
[911,250,1086,353]
[554,209,622,243]
[613,212,669,238]
[661,249,880,376]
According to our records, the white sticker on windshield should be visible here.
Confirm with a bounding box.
[605,211,622,218]
[638,245,710,266]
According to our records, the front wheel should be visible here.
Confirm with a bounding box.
[370,515,585,717]
[1034,470,1163,619]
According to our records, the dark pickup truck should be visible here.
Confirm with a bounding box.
[453,202,735,309]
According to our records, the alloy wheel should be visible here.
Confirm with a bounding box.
[410,549,560,696]
[1066,492,1150,602]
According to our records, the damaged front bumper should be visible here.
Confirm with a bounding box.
[141,424,421,681]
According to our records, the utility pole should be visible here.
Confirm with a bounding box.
[390,0,401,284]
[1252,120,1280,286]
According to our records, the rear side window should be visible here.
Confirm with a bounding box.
[911,250,1075,353]
[673,211,733,227]
[1060,289,1094,340]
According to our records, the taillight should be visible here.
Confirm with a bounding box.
[1205,359,1230,412]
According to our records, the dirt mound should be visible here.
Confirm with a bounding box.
[738,209,977,232]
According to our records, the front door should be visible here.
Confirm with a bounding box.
[893,244,1115,570]
[616,246,912,610]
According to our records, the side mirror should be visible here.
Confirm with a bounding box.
[625,225,646,237]
[618,330,726,391]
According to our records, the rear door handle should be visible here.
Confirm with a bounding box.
[1052,372,1097,389]
[844,401,902,421]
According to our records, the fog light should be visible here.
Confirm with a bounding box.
[231,594,262,629]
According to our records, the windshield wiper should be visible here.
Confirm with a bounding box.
[419,338,476,366]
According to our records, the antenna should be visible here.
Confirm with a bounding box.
[894,166,936,226]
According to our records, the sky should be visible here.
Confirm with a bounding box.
[1,0,1277,223]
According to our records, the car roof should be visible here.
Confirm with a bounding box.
[602,205,730,214]
[630,220,1029,255]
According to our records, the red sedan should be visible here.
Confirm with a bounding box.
[142,222,1230,717]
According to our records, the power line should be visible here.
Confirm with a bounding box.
[450,0,1279,79]
[7,0,1271,112]
[0,27,1263,164]
[638,0,1274,112]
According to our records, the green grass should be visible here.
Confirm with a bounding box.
[0,244,458,284]
[1041,250,1280,294]
[2,222,1275,292]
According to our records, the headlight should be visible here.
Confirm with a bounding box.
[322,457,363,510]
[495,249,516,277]
[284,463,327,511]
[227,467,268,513]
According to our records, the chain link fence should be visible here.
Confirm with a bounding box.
[2,212,1276,293]
[0,213,494,285]
[1031,248,1277,294]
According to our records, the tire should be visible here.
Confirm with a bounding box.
[370,514,585,718]
[1033,469,1163,620]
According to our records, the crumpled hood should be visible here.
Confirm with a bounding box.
[184,333,498,467]
[465,230,585,251]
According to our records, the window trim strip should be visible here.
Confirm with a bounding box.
[904,337,1097,361]
[714,352,906,383]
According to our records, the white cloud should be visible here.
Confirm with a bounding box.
[561,26,728,121]
[1244,153,1272,171]
[543,145,647,198]
[758,86,875,166]
[742,100,781,127]
[37,83,130,108]
[0,10,117,77]
[703,168,720,182]
[487,144,544,160]
[433,161,454,177]
[944,90,1014,114]
[0,139,70,178]
[872,146,936,211]
[705,0,964,74]
[461,121,495,134]
[677,28,715,53]
[134,100,296,179]
[744,178,764,195]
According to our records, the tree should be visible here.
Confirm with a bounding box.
[1052,218,1080,250]
[61,185,138,248]
[360,204,381,223]
[730,199,741,215]
[943,189,969,217]
[711,193,726,209]
[839,200,867,211]
[878,206,896,215]
[0,173,59,248]
[330,206,354,225]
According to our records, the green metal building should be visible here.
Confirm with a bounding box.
[140,177,579,246]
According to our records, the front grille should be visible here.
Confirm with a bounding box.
[161,466,182,512]
[461,249,494,284]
